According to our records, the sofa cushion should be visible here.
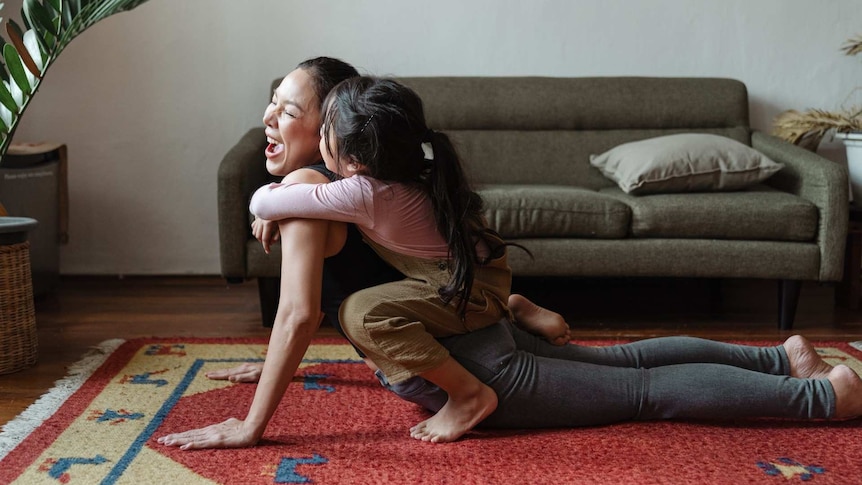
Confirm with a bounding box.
[479,185,631,238]
[599,185,817,241]
[589,134,784,194]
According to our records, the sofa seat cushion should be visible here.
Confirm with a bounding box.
[479,184,631,238]
[599,185,818,241]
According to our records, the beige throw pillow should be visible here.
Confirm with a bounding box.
[589,134,784,195]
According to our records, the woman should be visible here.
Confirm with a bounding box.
[158,58,862,450]
[157,57,388,449]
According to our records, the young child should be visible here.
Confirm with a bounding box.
[250,77,559,442]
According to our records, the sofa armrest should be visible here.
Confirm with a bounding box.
[752,130,849,281]
[217,127,269,280]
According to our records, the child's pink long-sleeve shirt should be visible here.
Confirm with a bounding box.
[249,175,449,259]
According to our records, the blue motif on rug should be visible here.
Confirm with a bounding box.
[119,368,170,387]
[302,374,335,393]
[88,409,145,424]
[275,454,328,483]
[39,455,109,482]
[757,457,825,481]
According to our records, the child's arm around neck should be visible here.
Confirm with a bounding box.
[249,173,375,226]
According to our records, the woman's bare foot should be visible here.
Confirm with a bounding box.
[827,365,862,419]
[784,335,833,379]
[409,382,497,443]
[508,294,571,346]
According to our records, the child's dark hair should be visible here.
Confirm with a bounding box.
[296,57,359,111]
[321,76,503,315]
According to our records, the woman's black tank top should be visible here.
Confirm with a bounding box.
[303,163,403,331]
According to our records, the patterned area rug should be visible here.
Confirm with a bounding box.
[1,337,862,484]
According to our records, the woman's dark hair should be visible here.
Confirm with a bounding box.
[321,76,504,315]
[296,57,359,112]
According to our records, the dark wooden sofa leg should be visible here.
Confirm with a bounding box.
[778,279,801,331]
[258,277,280,328]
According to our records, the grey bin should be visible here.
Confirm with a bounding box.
[0,143,67,296]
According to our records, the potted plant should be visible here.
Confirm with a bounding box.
[0,0,151,164]
[773,33,862,199]
[0,0,149,374]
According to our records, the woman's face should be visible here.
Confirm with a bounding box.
[262,68,322,176]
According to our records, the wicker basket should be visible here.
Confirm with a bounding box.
[0,240,37,374]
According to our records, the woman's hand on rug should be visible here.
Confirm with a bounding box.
[205,363,263,383]
[157,418,259,450]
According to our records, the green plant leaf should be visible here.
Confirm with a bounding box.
[0,101,12,123]
[0,104,13,141]
[0,80,18,113]
[23,30,45,72]
[6,79,23,105]
[0,110,8,134]
[64,0,78,17]
[28,17,50,54]
[45,0,62,13]
[23,0,59,36]
[0,38,6,82]
[43,29,54,49]
[3,81,25,106]
[61,1,72,28]
[17,6,31,30]
[3,44,33,95]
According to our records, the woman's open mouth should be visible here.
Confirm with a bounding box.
[265,138,284,159]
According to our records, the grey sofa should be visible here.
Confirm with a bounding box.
[218,76,848,330]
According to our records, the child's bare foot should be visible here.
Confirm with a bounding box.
[827,365,862,419]
[508,294,571,345]
[409,382,497,443]
[784,335,833,379]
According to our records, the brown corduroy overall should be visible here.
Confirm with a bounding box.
[339,237,513,383]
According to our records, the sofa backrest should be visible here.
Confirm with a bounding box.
[398,77,751,189]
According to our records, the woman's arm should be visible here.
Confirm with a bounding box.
[204,167,347,385]
[158,214,334,449]
[241,215,329,441]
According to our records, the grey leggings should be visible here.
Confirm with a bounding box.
[381,321,835,428]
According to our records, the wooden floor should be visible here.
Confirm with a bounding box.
[3,275,862,428]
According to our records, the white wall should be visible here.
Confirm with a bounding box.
[6,0,862,275]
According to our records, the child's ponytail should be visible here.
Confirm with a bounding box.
[423,130,495,314]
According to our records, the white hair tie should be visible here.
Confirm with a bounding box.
[421,142,434,161]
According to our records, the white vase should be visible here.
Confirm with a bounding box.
[836,132,862,203]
